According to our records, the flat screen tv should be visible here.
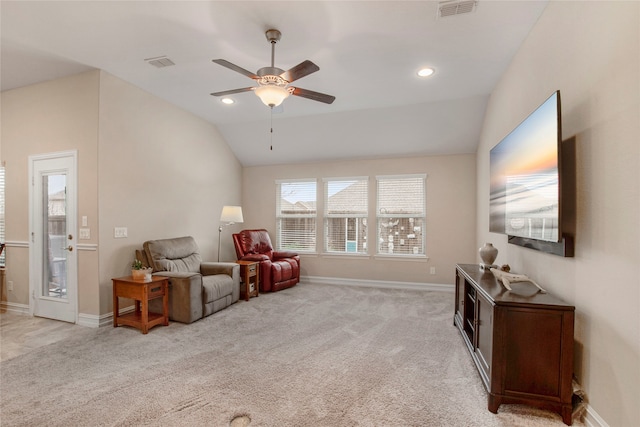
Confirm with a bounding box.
[489,91,574,256]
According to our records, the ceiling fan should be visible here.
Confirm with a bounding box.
[211,29,335,108]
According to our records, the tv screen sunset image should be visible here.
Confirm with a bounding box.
[489,92,560,242]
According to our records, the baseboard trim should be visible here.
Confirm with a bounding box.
[0,303,134,329]
[77,312,101,328]
[79,306,135,328]
[583,404,609,427]
[302,275,454,292]
[0,301,29,314]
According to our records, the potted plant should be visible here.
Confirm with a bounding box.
[131,259,152,281]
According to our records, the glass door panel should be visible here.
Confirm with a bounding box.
[42,173,68,299]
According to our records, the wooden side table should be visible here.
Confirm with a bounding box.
[112,275,169,334]
[236,260,259,301]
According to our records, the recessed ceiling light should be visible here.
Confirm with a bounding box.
[417,67,435,77]
[221,98,235,105]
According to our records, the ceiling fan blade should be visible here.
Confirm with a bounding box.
[210,87,255,97]
[291,87,336,104]
[280,60,319,83]
[212,59,259,80]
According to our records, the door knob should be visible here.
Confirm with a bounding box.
[64,245,73,252]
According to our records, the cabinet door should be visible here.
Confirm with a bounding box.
[475,293,493,388]
[503,308,565,397]
[455,271,465,323]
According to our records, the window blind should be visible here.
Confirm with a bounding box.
[275,179,317,252]
[376,174,426,255]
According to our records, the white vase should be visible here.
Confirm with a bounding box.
[479,243,498,267]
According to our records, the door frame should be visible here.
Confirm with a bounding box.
[28,150,78,323]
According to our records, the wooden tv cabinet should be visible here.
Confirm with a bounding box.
[454,264,575,425]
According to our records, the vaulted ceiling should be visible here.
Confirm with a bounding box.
[1,1,548,166]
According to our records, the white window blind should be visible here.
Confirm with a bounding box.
[276,179,317,252]
[376,174,426,255]
[324,177,368,254]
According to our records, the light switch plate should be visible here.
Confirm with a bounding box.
[79,228,91,240]
[114,227,128,238]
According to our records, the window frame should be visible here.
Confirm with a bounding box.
[323,177,369,255]
[275,178,318,253]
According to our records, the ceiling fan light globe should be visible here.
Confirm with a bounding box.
[254,85,290,107]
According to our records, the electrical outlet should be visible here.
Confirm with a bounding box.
[430,267,436,275]
[114,227,128,238]
[7,281,13,291]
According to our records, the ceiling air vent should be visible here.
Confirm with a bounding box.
[438,0,478,18]
[144,56,175,68]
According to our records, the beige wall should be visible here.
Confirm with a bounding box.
[96,72,242,315]
[1,71,100,313]
[1,70,243,318]
[243,154,476,285]
[476,2,640,425]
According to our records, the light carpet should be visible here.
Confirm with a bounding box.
[0,283,584,426]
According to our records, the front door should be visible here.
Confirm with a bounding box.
[29,151,78,323]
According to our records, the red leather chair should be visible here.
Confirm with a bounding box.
[232,229,300,292]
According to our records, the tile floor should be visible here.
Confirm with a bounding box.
[0,310,81,362]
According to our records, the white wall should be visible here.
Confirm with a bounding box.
[243,154,476,285]
[476,2,639,426]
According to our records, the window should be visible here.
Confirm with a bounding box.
[376,174,426,256]
[276,179,317,252]
[324,177,368,254]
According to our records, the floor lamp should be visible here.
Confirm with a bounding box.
[218,205,244,262]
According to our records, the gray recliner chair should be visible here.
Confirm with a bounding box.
[137,236,240,324]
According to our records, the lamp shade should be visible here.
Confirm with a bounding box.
[254,85,290,107]
[220,205,244,224]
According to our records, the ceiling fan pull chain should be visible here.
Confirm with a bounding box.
[270,107,274,151]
